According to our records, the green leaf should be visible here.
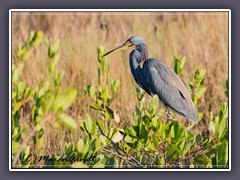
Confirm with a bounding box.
[87,85,95,98]
[13,102,23,113]
[150,94,159,111]
[52,39,61,52]
[23,50,32,61]
[169,125,175,138]
[194,69,200,79]
[92,161,105,168]
[169,143,182,155]
[180,56,186,69]
[54,70,65,85]
[194,87,206,100]
[210,111,213,121]
[48,39,61,58]
[90,103,102,111]
[124,135,136,143]
[102,86,109,101]
[92,155,107,168]
[216,140,228,166]
[48,62,54,74]
[101,58,108,73]
[104,106,113,119]
[125,126,137,137]
[52,88,77,112]
[13,68,20,83]
[218,117,227,139]
[194,154,211,165]
[38,87,45,97]
[136,87,144,101]
[53,52,61,64]
[49,53,61,73]
[27,31,36,47]
[59,113,77,130]
[97,46,107,63]
[97,68,102,86]
[33,85,39,100]
[111,80,120,93]
[220,103,228,121]
[106,157,119,168]
[35,115,42,124]
[76,139,89,156]
[179,139,186,151]
[96,119,104,132]
[12,141,20,154]
[24,88,32,101]
[174,56,181,74]
[33,31,44,47]
[196,134,201,144]
[84,114,93,134]
[189,82,194,91]
[198,112,203,122]
[18,81,26,94]
[12,127,21,140]
[17,45,27,58]
[213,116,219,133]
[199,69,206,79]
[90,138,102,153]
[174,56,185,75]
[45,92,55,111]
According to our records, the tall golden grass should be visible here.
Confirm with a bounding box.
[12,12,228,155]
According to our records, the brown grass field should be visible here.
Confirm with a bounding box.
[12,11,229,156]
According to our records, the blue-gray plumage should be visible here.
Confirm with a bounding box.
[103,36,198,123]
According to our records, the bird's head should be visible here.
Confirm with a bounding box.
[103,36,146,57]
[127,36,146,47]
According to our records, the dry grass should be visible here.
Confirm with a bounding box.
[12,11,229,155]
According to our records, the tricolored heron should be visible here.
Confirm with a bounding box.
[103,36,198,123]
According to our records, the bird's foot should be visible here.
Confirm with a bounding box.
[186,125,194,132]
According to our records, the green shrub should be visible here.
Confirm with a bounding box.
[11,32,229,169]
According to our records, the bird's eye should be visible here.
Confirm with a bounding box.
[127,40,133,47]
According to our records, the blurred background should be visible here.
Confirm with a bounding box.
[12,11,228,154]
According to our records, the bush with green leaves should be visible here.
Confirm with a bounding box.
[11,31,229,169]
[12,31,78,167]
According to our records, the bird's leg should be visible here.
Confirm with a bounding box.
[165,107,170,123]
[164,107,175,122]
[148,102,175,121]
[185,120,197,132]
[186,125,194,132]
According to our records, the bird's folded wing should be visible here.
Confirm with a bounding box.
[142,59,198,122]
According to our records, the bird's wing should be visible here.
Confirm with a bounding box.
[142,59,198,123]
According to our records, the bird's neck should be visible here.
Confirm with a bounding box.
[129,44,148,70]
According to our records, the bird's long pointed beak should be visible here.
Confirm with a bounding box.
[102,41,133,57]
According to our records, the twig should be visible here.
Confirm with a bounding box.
[101,148,135,167]
[98,128,125,156]
[159,141,167,168]
[98,128,143,168]
[141,149,158,165]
